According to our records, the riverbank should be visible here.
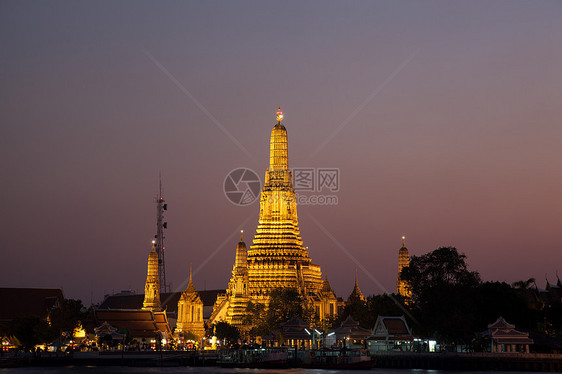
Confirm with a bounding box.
[373,352,562,372]
[0,351,218,368]
[2,350,561,371]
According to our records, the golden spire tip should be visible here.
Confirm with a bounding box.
[276,107,283,123]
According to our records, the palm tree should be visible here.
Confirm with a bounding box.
[511,278,536,289]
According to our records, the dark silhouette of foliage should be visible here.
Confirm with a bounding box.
[8,315,56,351]
[400,247,482,344]
[401,247,481,305]
[243,287,318,337]
[242,300,269,337]
[543,301,562,337]
[213,321,240,345]
[267,287,305,326]
[474,281,540,330]
[336,293,408,330]
[368,293,407,317]
[49,298,86,343]
[339,293,371,328]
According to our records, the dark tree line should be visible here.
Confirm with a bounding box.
[400,246,560,346]
[8,299,86,351]
[242,287,318,338]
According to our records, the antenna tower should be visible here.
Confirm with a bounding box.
[155,175,168,293]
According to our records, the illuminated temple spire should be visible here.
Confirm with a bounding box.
[397,236,412,299]
[347,268,366,303]
[142,242,161,310]
[235,230,247,269]
[206,108,339,327]
[176,263,205,339]
[185,263,196,293]
[247,108,323,301]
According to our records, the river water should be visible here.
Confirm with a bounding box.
[0,368,536,374]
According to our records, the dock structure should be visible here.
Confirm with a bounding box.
[373,351,562,372]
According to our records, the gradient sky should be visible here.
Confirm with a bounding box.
[1,1,561,305]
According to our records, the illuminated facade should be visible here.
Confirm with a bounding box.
[247,108,323,300]
[311,274,340,323]
[142,244,161,311]
[175,269,205,339]
[397,236,412,299]
[209,108,337,327]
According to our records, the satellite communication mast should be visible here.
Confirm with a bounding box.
[154,176,168,293]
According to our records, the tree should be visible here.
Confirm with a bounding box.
[266,287,306,328]
[243,287,318,338]
[8,315,56,351]
[49,299,86,343]
[401,247,481,305]
[213,321,240,345]
[243,301,269,337]
[511,278,536,290]
[369,293,409,318]
[475,281,540,331]
[339,296,369,328]
[336,293,411,330]
[400,247,481,345]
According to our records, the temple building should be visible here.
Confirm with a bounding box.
[175,268,206,339]
[142,242,161,311]
[483,316,533,353]
[248,108,323,299]
[369,315,414,352]
[208,108,338,327]
[397,236,412,299]
[311,274,340,324]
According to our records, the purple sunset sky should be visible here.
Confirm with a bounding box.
[1,1,561,305]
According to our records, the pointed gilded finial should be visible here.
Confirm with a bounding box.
[189,263,192,282]
[240,230,244,241]
[276,107,283,123]
[355,268,358,286]
[152,240,156,250]
[402,236,406,247]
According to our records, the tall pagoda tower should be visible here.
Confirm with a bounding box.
[397,236,412,299]
[247,108,323,302]
[142,242,161,311]
[206,108,341,327]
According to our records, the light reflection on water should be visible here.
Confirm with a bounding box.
[0,367,535,374]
